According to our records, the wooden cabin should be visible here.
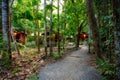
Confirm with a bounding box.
[41,31,62,46]
[80,32,88,41]
[13,31,27,44]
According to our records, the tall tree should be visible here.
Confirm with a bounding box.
[2,0,12,59]
[94,0,114,61]
[0,0,2,34]
[113,0,120,79]
[10,0,21,56]
[65,0,86,49]
[57,0,60,54]
[35,0,40,54]
[85,0,101,58]
[62,0,66,50]
[76,21,84,48]
[0,0,2,54]
[49,0,53,56]
[2,0,8,47]
[44,0,48,56]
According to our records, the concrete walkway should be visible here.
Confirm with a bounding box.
[39,45,103,80]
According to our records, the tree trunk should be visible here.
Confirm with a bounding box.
[62,0,67,50]
[36,20,40,54]
[76,21,84,48]
[62,0,67,51]
[2,0,12,59]
[62,22,66,50]
[2,0,9,45]
[49,0,53,56]
[0,1,2,34]
[9,0,16,57]
[112,0,120,79]
[57,0,60,54]
[8,9,12,59]
[9,0,21,56]
[85,0,101,58]
[36,3,40,54]
[75,14,79,49]
[44,0,47,56]
[0,0,2,54]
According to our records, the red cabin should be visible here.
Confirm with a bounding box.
[13,31,27,44]
[80,32,88,41]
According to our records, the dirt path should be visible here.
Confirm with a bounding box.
[39,45,102,80]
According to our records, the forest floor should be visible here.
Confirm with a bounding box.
[39,45,103,80]
[0,46,77,80]
[0,45,102,80]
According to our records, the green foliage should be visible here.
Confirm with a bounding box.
[21,10,33,20]
[32,0,41,6]
[12,67,21,75]
[29,74,39,80]
[28,36,35,42]
[35,12,43,20]
[25,41,36,48]
[11,43,16,51]
[46,4,53,10]
[61,0,87,43]
[53,53,62,59]
[17,0,23,4]
[17,43,26,49]
[12,0,42,32]
[0,52,12,68]
[0,35,10,68]
[0,33,11,68]
[97,58,116,80]
[0,35,5,51]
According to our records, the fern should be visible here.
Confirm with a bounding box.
[97,58,116,80]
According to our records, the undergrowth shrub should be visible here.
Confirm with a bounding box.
[53,53,62,59]
[0,52,12,68]
[97,58,116,80]
[27,36,34,42]
[17,43,26,49]
[25,41,36,48]
[29,73,39,80]
[0,34,11,68]
[12,67,21,75]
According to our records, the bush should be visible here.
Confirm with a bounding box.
[27,36,35,42]
[0,34,12,68]
[25,41,36,48]
[17,43,26,49]
[97,58,116,80]
[11,43,17,51]
[12,67,21,75]
[29,74,39,80]
[53,53,62,59]
[0,36,7,52]
[0,52,12,68]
